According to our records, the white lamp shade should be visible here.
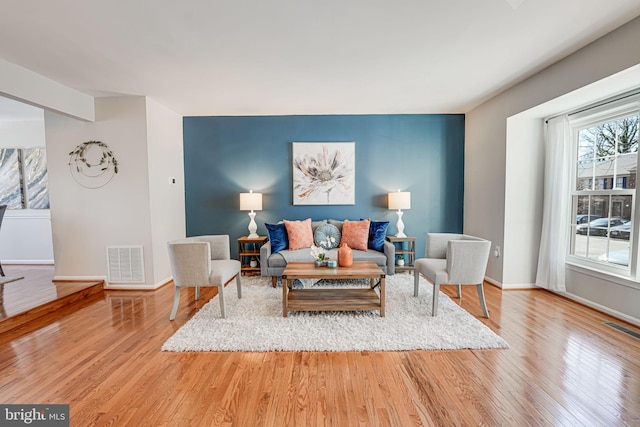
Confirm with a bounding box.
[240,191,262,211]
[388,191,411,210]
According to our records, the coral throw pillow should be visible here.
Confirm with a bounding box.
[284,218,314,250]
[341,219,370,251]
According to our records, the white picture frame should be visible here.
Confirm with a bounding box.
[292,142,355,205]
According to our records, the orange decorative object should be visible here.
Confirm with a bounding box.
[338,243,353,267]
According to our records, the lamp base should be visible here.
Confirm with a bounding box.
[395,210,407,238]
[247,211,258,239]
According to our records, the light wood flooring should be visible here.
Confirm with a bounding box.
[1,266,640,426]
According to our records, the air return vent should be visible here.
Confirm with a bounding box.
[106,246,145,283]
[603,322,640,340]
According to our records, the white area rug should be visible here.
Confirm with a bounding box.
[162,274,509,352]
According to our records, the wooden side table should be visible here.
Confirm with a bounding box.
[385,235,416,273]
[237,236,268,275]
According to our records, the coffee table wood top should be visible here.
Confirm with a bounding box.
[281,261,386,317]
[282,261,385,280]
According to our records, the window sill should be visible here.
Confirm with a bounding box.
[565,261,640,291]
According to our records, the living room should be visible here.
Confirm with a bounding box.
[1,2,640,425]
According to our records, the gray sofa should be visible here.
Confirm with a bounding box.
[260,219,396,286]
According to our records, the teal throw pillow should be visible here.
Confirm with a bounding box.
[314,223,341,249]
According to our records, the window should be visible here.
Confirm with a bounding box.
[569,106,638,274]
[0,147,50,209]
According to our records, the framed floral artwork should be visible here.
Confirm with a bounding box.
[292,142,355,205]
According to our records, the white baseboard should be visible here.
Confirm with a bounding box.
[4,260,55,265]
[557,291,640,327]
[104,276,172,291]
[484,276,538,290]
[484,276,502,288]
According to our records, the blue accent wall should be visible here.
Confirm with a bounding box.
[183,114,464,259]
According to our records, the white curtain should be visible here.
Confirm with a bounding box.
[536,115,572,292]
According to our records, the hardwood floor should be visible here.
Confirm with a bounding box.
[0,265,103,335]
[1,269,640,426]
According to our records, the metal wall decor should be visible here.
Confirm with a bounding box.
[68,141,119,189]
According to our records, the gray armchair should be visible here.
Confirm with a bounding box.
[167,235,241,320]
[414,233,491,317]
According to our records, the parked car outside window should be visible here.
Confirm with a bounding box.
[609,222,631,240]
[576,217,629,236]
[576,214,602,224]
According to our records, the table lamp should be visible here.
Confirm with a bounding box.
[388,190,411,238]
[240,190,262,239]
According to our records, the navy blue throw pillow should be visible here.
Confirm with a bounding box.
[265,223,288,253]
[368,221,389,252]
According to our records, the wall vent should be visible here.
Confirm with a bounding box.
[602,322,640,340]
[106,246,145,283]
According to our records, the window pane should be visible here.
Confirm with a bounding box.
[23,148,50,209]
[577,129,595,190]
[589,195,609,219]
[0,149,23,209]
[596,123,616,158]
[611,194,632,221]
[617,116,638,155]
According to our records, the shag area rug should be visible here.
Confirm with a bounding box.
[162,274,509,352]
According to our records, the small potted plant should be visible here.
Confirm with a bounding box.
[397,254,405,266]
[310,235,336,267]
[310,245,329,267]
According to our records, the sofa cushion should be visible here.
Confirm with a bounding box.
[268,248,387,269]
[265,223,288,253]
[341,219,370,251]
[284,218,314,250]
[364,219,389,252]
[328,219,344,231]
[311,220,327,235]
[314,223,341,249]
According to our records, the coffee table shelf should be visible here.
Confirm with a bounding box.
[282,261,385,317]
[286,288,382,312]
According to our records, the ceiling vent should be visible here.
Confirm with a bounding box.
[106,246,145,283]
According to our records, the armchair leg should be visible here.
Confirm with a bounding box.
[169,287,181,320]
[235,273,242,299]
[432,283,440,316]
[218,285,227,318]
[195,286,200,301]
[272,276,277,288]
[456,284,462,299]
[477,283,489,318]
[413,270,420,297]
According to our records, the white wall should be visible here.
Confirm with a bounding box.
[44,95,185,289]
[466,16,640,321]
[146,98,185,286]
[0,119,54,263]
[45,96,155,286]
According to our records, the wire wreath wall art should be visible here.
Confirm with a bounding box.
[68,140,119,189]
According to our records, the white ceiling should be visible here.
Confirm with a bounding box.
[1,0,640,117]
